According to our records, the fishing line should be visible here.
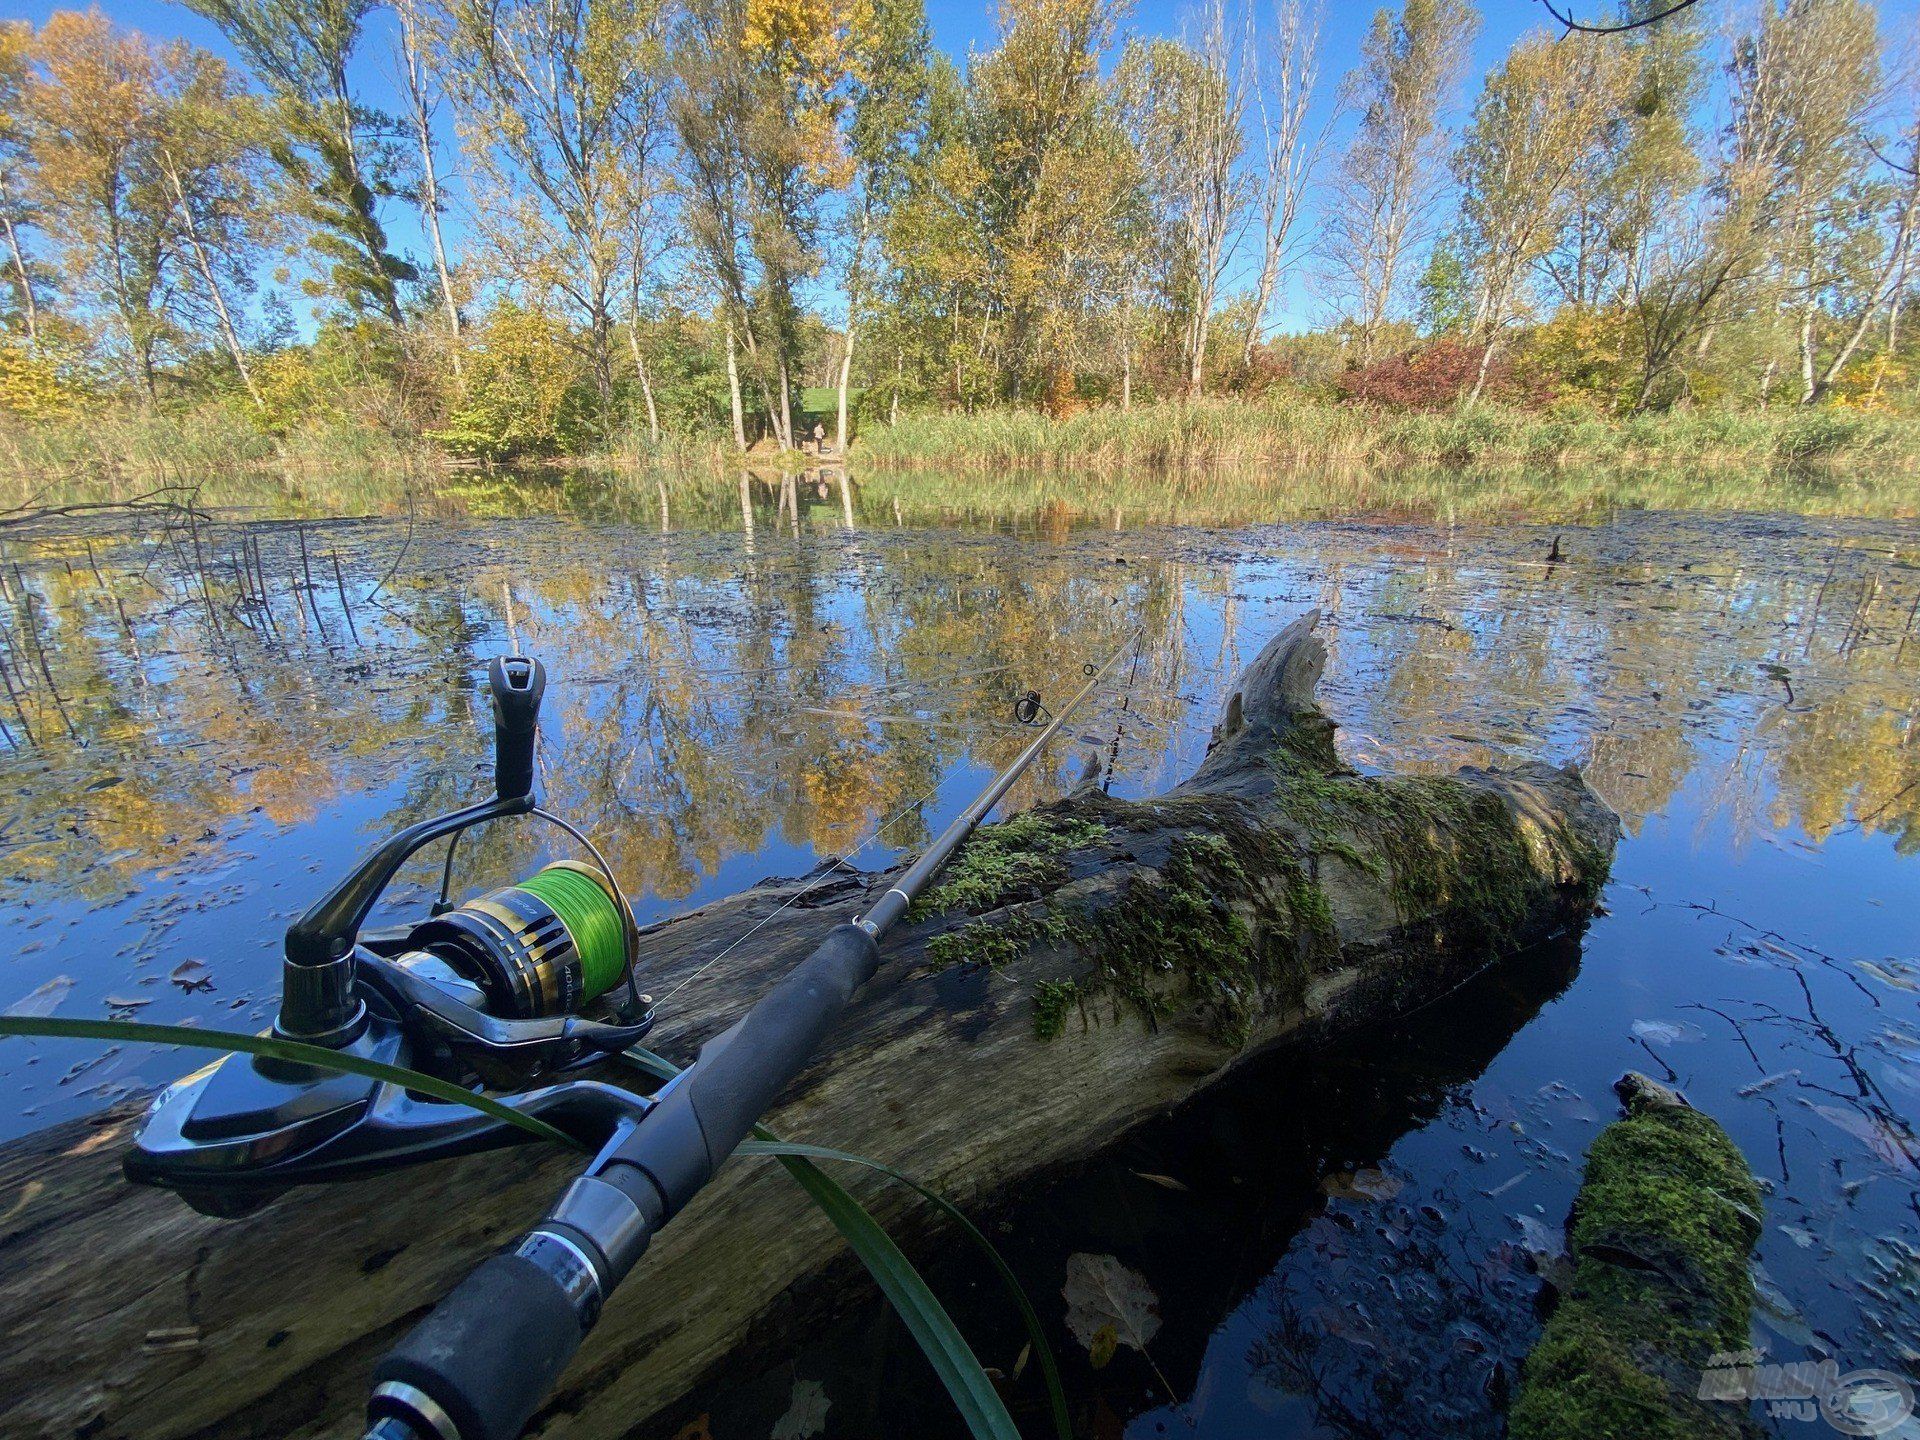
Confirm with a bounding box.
[655,769,954,1003]
[658,666,1138,1003]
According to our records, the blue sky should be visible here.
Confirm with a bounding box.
[3,0,1917,335]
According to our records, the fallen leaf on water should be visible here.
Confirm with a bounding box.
[6,976,74,1018]
[1737,1069,1800,1096]
[1512,1213,1565,1262]
[1856,960,1920,993]
[1320,1167,1403,1203]
[1632,1019,1705,1046]
[770,1379,829,1440]
[1063,1252,1160,1366]
[1812,1105,1920,1174]
[169,960,213,992]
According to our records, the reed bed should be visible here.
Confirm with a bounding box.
[852,398,1920,482]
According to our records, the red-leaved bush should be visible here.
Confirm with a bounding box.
[1335,340,1530,410]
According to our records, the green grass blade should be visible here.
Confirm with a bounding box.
[741,1138,1073,1440]
[765,1144,1025,1440]
[611,1052,1068,1440]
[0,1016,584,1149]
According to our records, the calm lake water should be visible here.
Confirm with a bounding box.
[2,473,1917,1438]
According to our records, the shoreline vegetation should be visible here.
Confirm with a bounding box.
[4,398,1918,527]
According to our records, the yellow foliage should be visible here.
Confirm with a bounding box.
[1831,355,1910,415]
[0,341,80,418]
[1521,306,1634,408]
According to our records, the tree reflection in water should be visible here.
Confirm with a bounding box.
[1,494,1918,1438]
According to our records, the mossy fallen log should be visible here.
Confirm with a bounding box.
[0,612,1618,1440]
[1510,1073,1764,1440]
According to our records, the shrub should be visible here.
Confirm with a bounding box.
[1335,339,1514,410]
[429,305,597,460]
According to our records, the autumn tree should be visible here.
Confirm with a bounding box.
[1324,0,1478,362]
[1540,2,1704,313]
[26,10,177,396]
[443,0,672,432]
[1451,31,1622,402]
[834,0,932,450]
[185,0,412,324]
[967,0,1131,398]
[1724,0,1884,402]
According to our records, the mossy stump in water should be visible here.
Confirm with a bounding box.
[1511,1073,1764,1440]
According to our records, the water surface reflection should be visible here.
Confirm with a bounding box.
[1,492,1917,1437]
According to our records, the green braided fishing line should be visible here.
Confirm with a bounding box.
[518,865,627,999]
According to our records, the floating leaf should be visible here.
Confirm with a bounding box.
[1320,1167,1403,1203]
[1512,1213,1564,1262]
[6,976,74,1019]
[169,960,213,993]
[1631,1019,1704,1046]
[1856,960,1920,993]
[1812,1105,1920,1173]
[771,1379,830,1440]
[1062,1253,1160,1364]
[1131,1171,1189,1192]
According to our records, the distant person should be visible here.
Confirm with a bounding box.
[812,421,827,453]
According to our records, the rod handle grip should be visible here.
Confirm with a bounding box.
[370,1252,585,1440]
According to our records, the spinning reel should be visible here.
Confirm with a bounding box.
[126,656,658,1217]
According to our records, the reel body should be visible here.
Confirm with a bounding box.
[126,656,657,1216]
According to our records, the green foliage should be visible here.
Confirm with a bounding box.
[0,336,80,417]
[429,306,597,459]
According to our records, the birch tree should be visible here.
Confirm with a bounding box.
[0,22,42,349]
[1242,0,1331,369]
[154,49,272,404]
[1117,4,1246,396]
[1324,0,1477,361]
[1451,32,1621,402]
[1723,0,1882,401]
[447,0,672,432]
[392,0,462,378]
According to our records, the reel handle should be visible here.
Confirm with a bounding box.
[488,656,546,802]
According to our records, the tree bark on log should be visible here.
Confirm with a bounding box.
[0,614,1619,1440]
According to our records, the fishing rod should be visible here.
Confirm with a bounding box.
[120,630,1140,1440]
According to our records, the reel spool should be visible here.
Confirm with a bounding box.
[407,861,634,1021]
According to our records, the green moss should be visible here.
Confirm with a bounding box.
[1031,978,1080,1040]
[910,810,1111,919]
[1264,733,1608,945]
[926,905,1070,971]
[1509,1096,1763,1440]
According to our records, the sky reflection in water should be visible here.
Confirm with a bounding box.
[1,488,1917,1438]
